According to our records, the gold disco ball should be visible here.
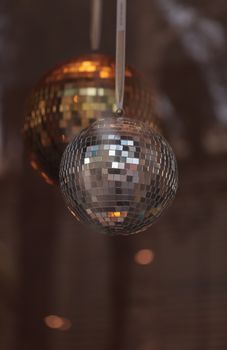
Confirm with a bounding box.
[23,54,159,185]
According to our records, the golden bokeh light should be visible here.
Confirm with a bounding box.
[44,315,72,331]
[134,249,155,265]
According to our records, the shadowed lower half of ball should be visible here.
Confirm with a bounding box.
[59,117,178,235]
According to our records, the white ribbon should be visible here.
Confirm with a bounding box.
[90,0,103,51]
[115,0,127,111]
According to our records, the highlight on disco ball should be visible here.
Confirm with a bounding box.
[23,54,159,185]
[60,116,178,236]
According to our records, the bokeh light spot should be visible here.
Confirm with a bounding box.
[44,315,72,331]
[134,249,155,265]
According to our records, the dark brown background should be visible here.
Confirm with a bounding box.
[0,0,227,349]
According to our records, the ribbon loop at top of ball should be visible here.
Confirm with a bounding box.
[115,0,127,112]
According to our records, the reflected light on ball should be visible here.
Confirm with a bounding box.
[60,116,178,235]
[23,54,159,185]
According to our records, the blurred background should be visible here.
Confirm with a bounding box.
[0,0,227,349]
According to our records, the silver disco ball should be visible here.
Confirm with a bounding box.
[60,117,178,235]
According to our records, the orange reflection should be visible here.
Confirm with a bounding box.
[40,172,54,185]
[78,61,97,73]
[108,211,127,218]
[30,160,38,170]
[134,249,155,265]
[67,206,80,221]
[44,315,72,331]
[73,95,78,103]
[99,67,112,78]
[49,55,135,82]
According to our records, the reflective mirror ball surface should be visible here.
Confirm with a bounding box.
[60,117,178,235]
[23,54,159,185]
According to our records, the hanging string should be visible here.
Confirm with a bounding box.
[90,0,103,51]
[115,0,127,114]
